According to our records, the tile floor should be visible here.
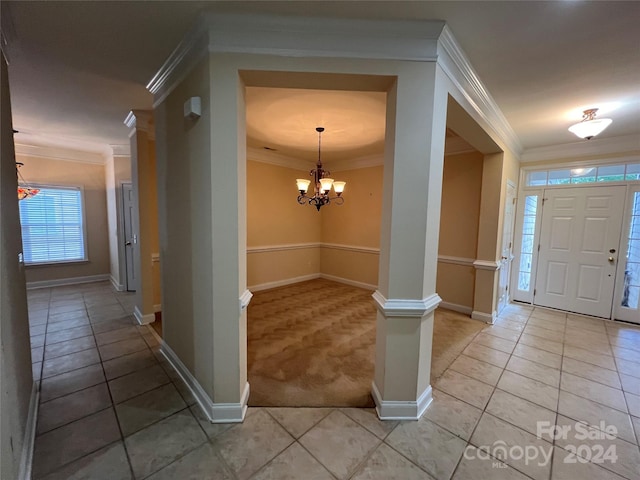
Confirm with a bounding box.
[26,281,640,479]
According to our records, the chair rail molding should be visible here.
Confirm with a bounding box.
[437,255,475,266]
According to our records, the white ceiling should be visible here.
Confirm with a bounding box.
[2,1,639,158]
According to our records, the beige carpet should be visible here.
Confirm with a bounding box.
[247,279,483,407]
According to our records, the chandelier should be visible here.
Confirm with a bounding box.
[296,127,346,211]
[16,162,40,200]
[568,108,612,140]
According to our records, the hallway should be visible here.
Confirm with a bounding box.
[27,282,640,479]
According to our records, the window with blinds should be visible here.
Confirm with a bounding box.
[19,186,87,264]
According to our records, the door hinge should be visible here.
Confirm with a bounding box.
[542,197,547,205]
[513,198,517,205]
[533,289,536,296]
[537,244,540,252]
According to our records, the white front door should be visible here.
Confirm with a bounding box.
[122,183,137,292]
[535,185,625,318]
[498,181,517,314]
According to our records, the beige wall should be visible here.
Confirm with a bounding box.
[436,151,483,309]
[247,162,382,289]
[247,160,321,247]
[321,165,383,287]
[155,56,212,384]
[17,155,110,285]
[438,152,483,258]
[247,160,322,287]
[1,52,33,480]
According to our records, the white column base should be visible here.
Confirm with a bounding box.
[160,342,248,423]
[371,382,433,421]
[472,310,497,324]
[133,305,155,325]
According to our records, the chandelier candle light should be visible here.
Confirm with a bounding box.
[296,127,346,211]
[568,108,612,140]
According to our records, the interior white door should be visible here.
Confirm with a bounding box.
[122,183,137,292]
[535,185,625,318]
[498,181,517,314]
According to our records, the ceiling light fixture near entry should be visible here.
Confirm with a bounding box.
[568,108,612,140]
[296,127,346,212]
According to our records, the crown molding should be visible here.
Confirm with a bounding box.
[14,133,109,164]
[148,13,445,105]
[437,26,522,157]
[248,146,385,172]
[147,15,210,101]
[124,110,153,132]
[148,14,522,161]
[324,153,384,172]
[521,134,640,164]
[247,146,315,171]
[110,144,131,157]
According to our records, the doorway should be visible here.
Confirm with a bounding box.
[121,182,136,292]
[534,185,625,318]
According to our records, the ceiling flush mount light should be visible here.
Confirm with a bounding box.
[296,127,346,212]
[16,162,40,200]
[568,108,612,140]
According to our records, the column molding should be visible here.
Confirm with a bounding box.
[372,291,442,317]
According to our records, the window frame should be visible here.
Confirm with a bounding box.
[511,189,543,303]
[19,184,89,266]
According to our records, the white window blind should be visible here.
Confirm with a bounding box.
[19,186,87,264]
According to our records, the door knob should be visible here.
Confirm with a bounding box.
[125,241,132,246]
[608,256,615,263]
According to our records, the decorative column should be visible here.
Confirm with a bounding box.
[124,110,158,325]
[372,62,447,420]
[472,152,504,323]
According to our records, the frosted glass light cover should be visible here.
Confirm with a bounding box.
[319,178,334,192]
[568,118,612,139]
[296,178,311,192]
[333,181,346,194]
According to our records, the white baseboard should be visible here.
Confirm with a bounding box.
[109,275,125,292]
[371,382,432,421]
[472,310,497,324]
[160,342,248,423]
[18,382,39,480]
[249,273,320,292]
[439,301,472,315]
[153,304,162,313]
[26,273,110,290]
[319,273,377,291]
[249,273,377,293]
[133,306,155,325]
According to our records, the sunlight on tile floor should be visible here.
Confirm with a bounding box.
[26,281,640,479]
